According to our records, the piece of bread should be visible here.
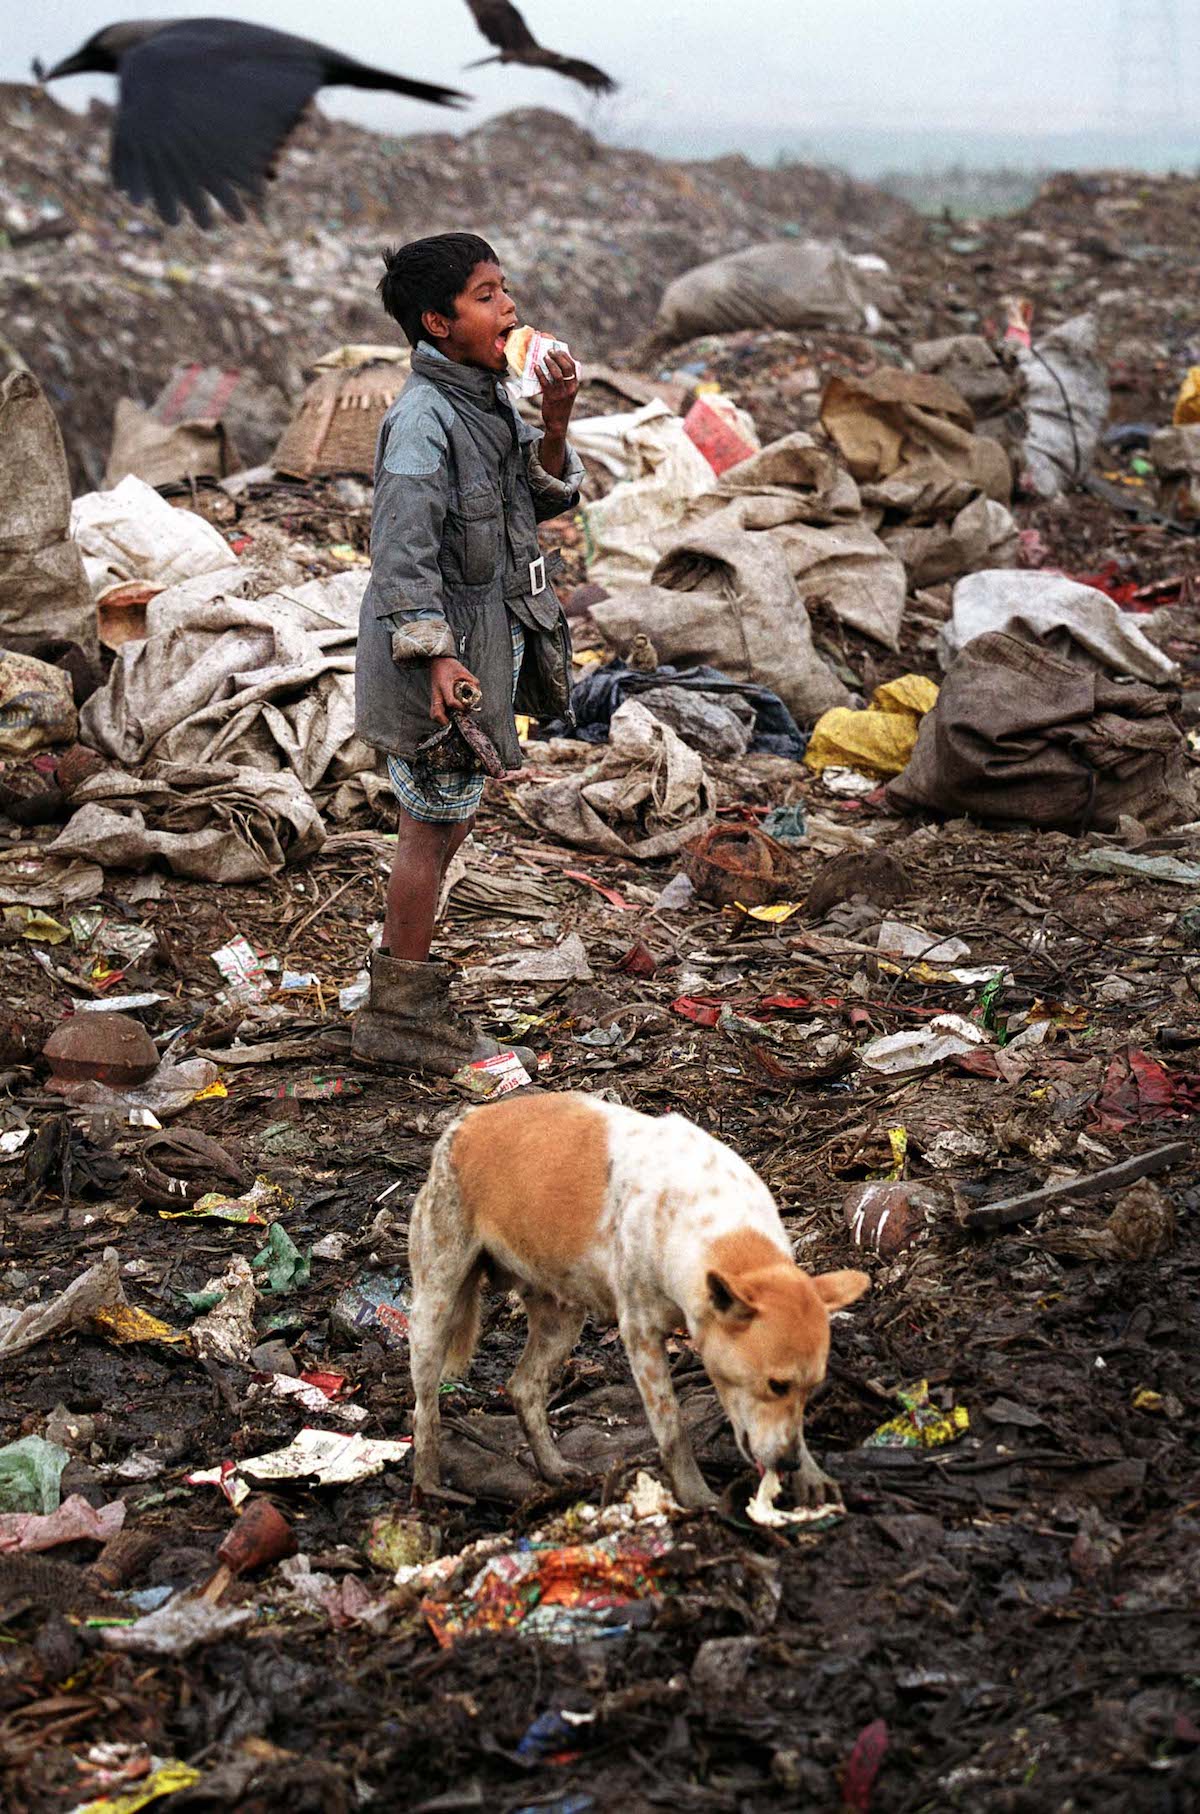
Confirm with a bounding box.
[504,326,535,376]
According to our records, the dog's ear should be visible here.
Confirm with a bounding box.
[706,1270,757,1325]
[813,1269,870,1310]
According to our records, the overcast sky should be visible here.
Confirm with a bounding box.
[10,0,1199,164]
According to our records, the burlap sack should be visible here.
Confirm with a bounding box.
[50,761,325,880]
[656,241,895,341]
[0,650,79,756]
[820,369,1012,505]
[591,512,851,724]
[881,495,1019,590]
[0,371,97,657]
[104,398,239,490]
[1016,313,1108,498]
[886,631,1195,831]
[711,433,862,526]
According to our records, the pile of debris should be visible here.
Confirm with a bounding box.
[2,94,1199,1814]
[0,84,912,487]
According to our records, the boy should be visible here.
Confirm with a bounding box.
[353,232,583,1073]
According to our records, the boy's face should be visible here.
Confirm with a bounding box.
[423,261,518,373]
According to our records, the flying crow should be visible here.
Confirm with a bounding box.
[36,18,468,229]
[463,1,616,94]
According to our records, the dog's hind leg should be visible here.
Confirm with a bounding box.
[506,1292,587,1485]
[620,1311,718,1511]
[408,1125,482,1495]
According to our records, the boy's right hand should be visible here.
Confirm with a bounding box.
[429,656,482,726]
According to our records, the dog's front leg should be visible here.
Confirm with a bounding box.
[792,1417,842,1509]
[620,1312,717,1511]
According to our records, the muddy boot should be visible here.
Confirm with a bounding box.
[351,952,536,1078]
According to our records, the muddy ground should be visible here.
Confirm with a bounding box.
[3,707,1200,1812]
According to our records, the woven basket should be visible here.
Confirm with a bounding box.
[273,354,410,479]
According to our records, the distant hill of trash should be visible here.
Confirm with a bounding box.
[0,84,912,486]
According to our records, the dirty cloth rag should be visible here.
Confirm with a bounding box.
[80,567,377,804]
[552,658,807,760]
[49,760,325,881]
[522,699,715,860]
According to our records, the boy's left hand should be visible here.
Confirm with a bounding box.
[537,350,579,435]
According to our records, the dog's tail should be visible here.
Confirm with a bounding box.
[442,1257,485,1380]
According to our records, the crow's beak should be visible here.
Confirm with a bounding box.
[39,52,90,81]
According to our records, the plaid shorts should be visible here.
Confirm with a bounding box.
[387,617,525,824]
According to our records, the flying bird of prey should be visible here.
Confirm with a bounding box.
[35,18,468,229]
[463,1,616,93]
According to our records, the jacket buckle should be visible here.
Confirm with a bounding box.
[528,554,547,596]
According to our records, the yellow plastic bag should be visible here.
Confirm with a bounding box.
[2,906,71,944]
[871,675,939,718]
[805,675,938,779]
[1174,367,1200,426]
[736,900,803,924]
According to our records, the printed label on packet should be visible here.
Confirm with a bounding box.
[210,935,271,1001]
[454,1049,533,1100]
[506,331,573,400]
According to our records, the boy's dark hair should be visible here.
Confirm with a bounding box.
[377,232,499,347]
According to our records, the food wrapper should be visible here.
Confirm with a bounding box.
[159,1175,290,1225]
[90,1304,189,1347]
[210,934,271,1001]
[66,1762,202,1814]
[453,1049,532,1100]
[421,1533,671,1648]
[505,327,572,400]
[865,1378,969,1450]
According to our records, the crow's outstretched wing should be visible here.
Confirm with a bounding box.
[464,0,541,56]
[112,19,464,227]
[530,50,617,94]
[463,0,616,91]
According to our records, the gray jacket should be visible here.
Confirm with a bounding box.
[355,344,584,769]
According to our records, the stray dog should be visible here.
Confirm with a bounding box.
[408,1092,868,1510]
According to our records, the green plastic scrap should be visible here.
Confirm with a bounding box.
[0,1434,69,1514]
[760,803,808,846]
[978,974,1007,1043]
[179,1289,224,1316]
[251,1224,311,1295]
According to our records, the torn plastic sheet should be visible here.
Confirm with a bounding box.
[0,1493,126,1553]
[858,1013,992,1075]
[249,1374,367,1426]
[0,1248,125,1358]
[188,1428,412,1508]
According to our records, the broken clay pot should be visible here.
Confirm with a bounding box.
[43,1013,160,1087]
[843,1180,943,1257]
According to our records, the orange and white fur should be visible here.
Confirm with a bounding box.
[408,1092,868,1510]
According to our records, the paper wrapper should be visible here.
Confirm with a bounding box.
[506,330,573,401]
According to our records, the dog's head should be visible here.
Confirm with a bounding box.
[694,1236,869,1474]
